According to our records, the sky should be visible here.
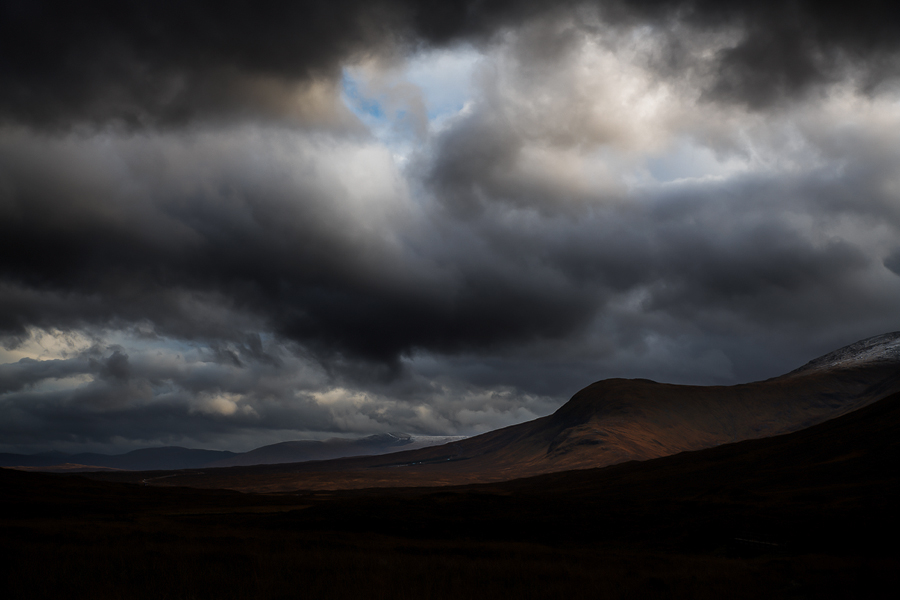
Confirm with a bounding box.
[1,0,900,454]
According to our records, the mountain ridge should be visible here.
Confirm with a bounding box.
[0,446,238,471]
[89,332,900,492]
[0,434,467,471]
[785,331,900,376]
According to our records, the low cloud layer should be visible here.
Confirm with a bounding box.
[2,1,899,453]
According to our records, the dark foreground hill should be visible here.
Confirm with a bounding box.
[3,388,899,599]
[96,332,900,492]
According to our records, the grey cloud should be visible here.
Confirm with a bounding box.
[0,344,336,451]
[3,1,900,131]
[92,349,131,382]
[0,0,389,129]
[616,1,900,108]
[0,356,89,393]
[642,202,875,328]
[419,53,900,380]
[885,249,900,276]
[0,338,561,452]
[0,126,608,364]
[703,23,837,108]
[0,0,558,130]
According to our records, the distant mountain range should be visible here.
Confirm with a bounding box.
[0,433,466,472]
[207,433,467,468]
[86,331,900,492]
[0,447,238,471]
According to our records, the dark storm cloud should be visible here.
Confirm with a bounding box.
[1,346,137,396]
[0,129,600,364]
[885,249,900,277]
[0,342,340,450]
[0,385,317,449]
[1,338,537,451]
[609,0,900,107]
[1,0,384,128]
[2,0,900,130]
[0,0,553,129]
[0,356,90,394]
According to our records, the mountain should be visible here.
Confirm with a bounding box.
[208,433,467,467]
[785,330,900,374]
[98,332,900,492]
[281,386,900,557]
[11,463,126,473]
[0,434,468,471]
[0,447,238,471]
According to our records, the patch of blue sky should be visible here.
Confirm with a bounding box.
[634,137,751,189]
[647,142,722,183]
[100,327,259,368]
[404,45,481,121]
[341,71,386,123]
[105,328,197,356]
[340,45,481,140]
[340,69,407,159]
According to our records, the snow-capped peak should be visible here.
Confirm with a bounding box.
[789,332,900,375]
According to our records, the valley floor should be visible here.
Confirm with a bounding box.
[2,470,897,600]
